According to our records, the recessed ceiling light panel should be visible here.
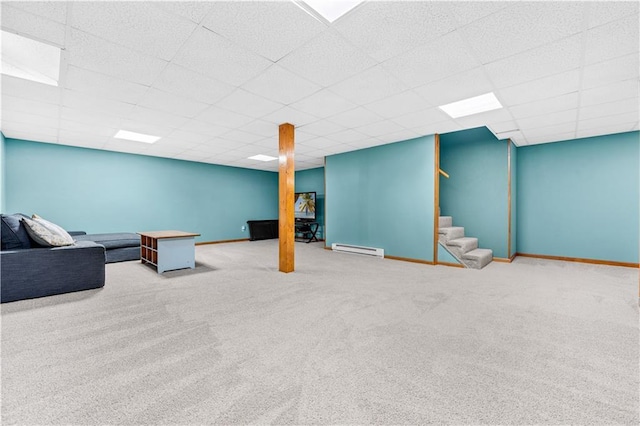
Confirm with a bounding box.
[248,154,277,162]
[293,0,364,23]
[1,30,61,86]
[114,130,160,144]
[439,92,503,119]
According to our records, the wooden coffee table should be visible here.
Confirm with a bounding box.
[138,230,200,274]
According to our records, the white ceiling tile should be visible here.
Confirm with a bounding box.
[260,106,320,127]
[1,5,66,46]
[1,110,59,129]
[144,144,187,158]
[102,139,150,155]
[579,98,639,122]
[584,14,639,65]
[523,122,577,140]
[483,34,583,89]
[251,137,279,149]
[390,108,451,129]
[355,120,405,138]
[453,108,515,130]
[524,131,576,145]
[202,1,326,62]
[152,64,235,105]
[586,1,639,28]
[1,74,62,104]
[66,29,168,86]
[70,2,197,61]
[383,31,480,88]
[164,129,210,145]
[64,66,148,104]
[3,125,58,142]
[194,106,255,128]
[278,30,377,87]
[413,68,493,107]
[60,107,123,129]
[509,93,580,120]
[177,119,232,138]
[62,89,135,117]
[241,65,321,105]
[498,69,581,106]
[579,79,639,107]
[298,119,347,137]
[292,130,325,145]
[241,120,279,139]
[290,90,356,118]
[327,65,409,105]
[118,120,176,139]
[2,1,67,23]
[516,109,578,130]
[219,129,264,145]
[448,1,510,27]
[324,129,370,144]
[581,53,640,90]
[326,107,383,129]
[412,120,463,137]
[58,119,117,137]
[194,139,241,152]
[577,112,640,132]
[172,27,272,86]
[1,94,61,118]
[298,137,344,150]
[376,129,422,144]
[326,144,359,155]
[576,124,638,140]
[365,91,431,119]
[57,130,108,149]
[215,89,284,118]
[153,1,215,24]
[334,1,456,62]
[137,88,209,118]
[460,2,585,64]
[293,143,321,155]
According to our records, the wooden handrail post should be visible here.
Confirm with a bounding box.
[279,123,295,273]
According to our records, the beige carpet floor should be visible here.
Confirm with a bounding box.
[2,240,638,425]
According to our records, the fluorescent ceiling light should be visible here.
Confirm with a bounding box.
[114,130,160,144]
[1,30,61,86]
[293,0,364,23]
[439,92,503,119]
[248,154,277,162]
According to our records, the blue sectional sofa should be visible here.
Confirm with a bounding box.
[0,213,140,303]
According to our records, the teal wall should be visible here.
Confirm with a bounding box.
[295,166,325,239]
[510,141,517,258]
[438,243,462,265]
[439,128,509,258]
[4,139,278,242]
[0,132,5,212]
[517,131,639,263]
[325,135,435,261]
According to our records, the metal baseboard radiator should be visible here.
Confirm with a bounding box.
[331,243,384,258]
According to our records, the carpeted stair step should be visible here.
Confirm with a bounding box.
[439,216,452,227]
[438,226,464,242]
[462,248,493,269]
[446,237,478,255]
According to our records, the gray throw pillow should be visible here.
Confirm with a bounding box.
[22,217,74,247]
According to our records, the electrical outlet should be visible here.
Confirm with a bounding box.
[241,225,246,232]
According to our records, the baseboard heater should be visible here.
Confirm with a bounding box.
[331,243,384,258]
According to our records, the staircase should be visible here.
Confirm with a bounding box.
[438,215,493,269]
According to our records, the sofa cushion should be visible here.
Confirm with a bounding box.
[1,213,31,250]
[32,214,75,243]
[21,217,75,247]
[74,233,140,249]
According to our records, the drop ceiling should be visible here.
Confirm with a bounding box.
[1,1,638,171]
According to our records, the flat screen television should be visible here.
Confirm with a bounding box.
[294,192,316,221]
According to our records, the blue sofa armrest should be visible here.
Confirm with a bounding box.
[0,240,106,303]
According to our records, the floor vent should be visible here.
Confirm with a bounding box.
[331,243,384,258]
